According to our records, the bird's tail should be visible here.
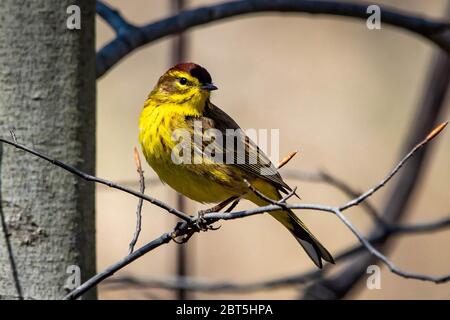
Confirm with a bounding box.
[246,185,334,268]
[271,209,334,268]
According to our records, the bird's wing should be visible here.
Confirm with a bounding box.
[185,102,292,194]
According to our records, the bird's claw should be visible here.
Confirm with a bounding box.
[195,210,220,232]
[208,224,221,231]
[171,230,194,244]
[195,211,209,231]
[172,235,186,244]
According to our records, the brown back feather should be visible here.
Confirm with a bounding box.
[185,101,292,193]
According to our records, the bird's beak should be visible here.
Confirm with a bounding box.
[200,83,218,91]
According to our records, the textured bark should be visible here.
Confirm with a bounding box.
[0,1,96,299]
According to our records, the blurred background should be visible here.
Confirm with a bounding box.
[95,0,450,299]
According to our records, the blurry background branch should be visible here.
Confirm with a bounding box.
[170,0,190,301]
[95,0,450,78]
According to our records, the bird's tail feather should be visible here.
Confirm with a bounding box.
[246,186,334,268]
[273,210,334,268]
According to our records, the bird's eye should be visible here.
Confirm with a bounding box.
[179,77,188,85]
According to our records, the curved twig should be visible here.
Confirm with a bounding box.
[128,148,145,254]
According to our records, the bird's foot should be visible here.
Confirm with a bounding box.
[195,210,221,232]
[194,196,239,231]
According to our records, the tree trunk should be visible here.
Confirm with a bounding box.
[0,1,96,299]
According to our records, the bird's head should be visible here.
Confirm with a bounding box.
[151,63,217,108]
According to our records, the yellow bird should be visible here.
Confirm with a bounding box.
[139,63,334,268]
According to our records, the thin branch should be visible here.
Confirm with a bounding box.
[128,148,145,254]
[63,228,178,300]
[339,122,448,211]
[243,179,292,209]
[96,0,450,78]
[332,207,450,283]
[102,213,450,293]
[283,169,386,227]
[0,138,192,222]
[9,129,17,144]
[60,121,448,299]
